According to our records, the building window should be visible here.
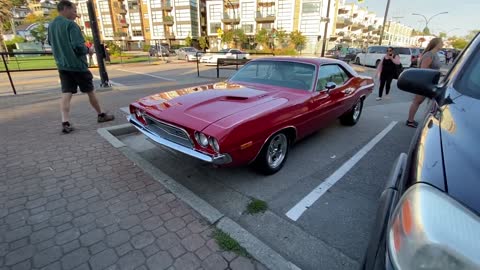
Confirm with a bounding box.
[176,24,191,37]
[103,27,114,37]
[150,0,162,8]
[175,9,190,22]
[152,25,164,36]
[276,0,293,31]
[241,23,254,34]
[175,0,189,6]
[208,4,222,21]
[133,30,143,36]
[300,0,322,35]
[209,22,221,34]
[241,2,254,19]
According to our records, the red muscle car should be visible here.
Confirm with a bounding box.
[129,57,374,174]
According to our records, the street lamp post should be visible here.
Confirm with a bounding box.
[412,12,448,35]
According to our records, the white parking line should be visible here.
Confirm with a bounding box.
[117,69,176,82]
[285,121,398,221]
[92,75,125,87]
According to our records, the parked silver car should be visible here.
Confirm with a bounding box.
[177,47,202,62]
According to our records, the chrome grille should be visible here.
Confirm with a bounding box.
[144,116,193,148]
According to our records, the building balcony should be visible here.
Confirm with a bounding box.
[350,22,366,31]
[257,0,275,7]
[165,32,175,39]
[162,16,174,25]
[117,8,127,14]
[338,7,349,15]
[336,17,353,27]
[222,14,240,24]
[162,4,173,11]
[255,12,275,23]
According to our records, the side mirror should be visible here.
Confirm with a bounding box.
[397,69,441,98]
[326,82,337,90]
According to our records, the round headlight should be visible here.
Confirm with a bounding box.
[195,132,209,147]
[209,137,220,152]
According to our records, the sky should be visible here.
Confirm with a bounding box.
[353,0,479,37]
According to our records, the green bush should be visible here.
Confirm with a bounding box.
[143,44,151,52]
[274,47,298,56]
[105,41,122,56]
[5,36,27,52]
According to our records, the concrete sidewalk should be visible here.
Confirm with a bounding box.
[0,86,266,270]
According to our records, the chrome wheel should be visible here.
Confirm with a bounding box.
[353,101,361,121]
[267,133,288,169]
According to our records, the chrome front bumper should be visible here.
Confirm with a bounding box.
[128,116,232,165]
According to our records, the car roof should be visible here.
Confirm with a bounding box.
[250,56,345,66]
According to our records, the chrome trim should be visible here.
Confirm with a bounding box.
[248,125,298,164]
[128,116,232,165]
[358,83,375,92]
[144,114,194,148]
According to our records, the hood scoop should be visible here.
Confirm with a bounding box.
[223,96,249,101]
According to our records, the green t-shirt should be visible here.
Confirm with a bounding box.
[48,16,89,72]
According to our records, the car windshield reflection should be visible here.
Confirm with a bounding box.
[229,60,316,91]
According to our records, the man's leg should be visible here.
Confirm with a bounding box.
[86,91,102,114]
[61,93,73,122]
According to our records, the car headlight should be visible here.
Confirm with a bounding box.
[388,183,480,270]
[208,137,220,152]
[194,132,209,147]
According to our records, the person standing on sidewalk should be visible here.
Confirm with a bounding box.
[48,0,114,134]
[375,47,401,100]
[406,38,443,128]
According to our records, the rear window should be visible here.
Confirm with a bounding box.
[395,47,411,55]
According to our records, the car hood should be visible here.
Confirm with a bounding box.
[440,88,480,214]
[136,82,286,132]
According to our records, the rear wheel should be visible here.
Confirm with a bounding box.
[355,57,361,65]
[254,132,290,175]
[340,99,363,126]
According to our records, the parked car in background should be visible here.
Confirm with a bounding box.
[362,32,480,270]
[128,57,374,174]
[200,49,250,65]
[149,45,170,57]
[355,46,412,68]
[437,50,446,64]
[410,47,422,67]
[177,47,203,62]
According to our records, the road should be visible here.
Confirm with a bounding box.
[99,61,425,269]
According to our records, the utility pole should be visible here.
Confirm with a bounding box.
[378,0,391,45]
[320,0,332,57]
[86,0,110,87]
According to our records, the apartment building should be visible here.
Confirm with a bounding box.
[27,0,57,17]
[206,0,335,53]
[74,0,206,50]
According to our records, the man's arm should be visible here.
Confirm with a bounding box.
[69,22,88,56]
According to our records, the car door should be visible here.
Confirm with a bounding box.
[305,65,346,132]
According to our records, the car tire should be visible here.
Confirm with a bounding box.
[375,59,381,68]
[355,57,360,65]
[340,98,363,126]
[254,132,290,175]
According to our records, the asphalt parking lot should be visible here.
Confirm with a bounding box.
[102,61,423,269]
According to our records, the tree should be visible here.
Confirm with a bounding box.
[24,13,45,24]
[199,36,208,51]
[11,0,27,6]
[0,0,13,52]
[255,28,268,47]
[451,38,468,50]
[30,24,48,44]
[275,29,289,48]
[439,32,447,38]
[233,28,247,47]
[289,30,307,52]
[185,35,192,46]
[423,27,431,35]
[221,29,234,45]
[466,30,479,41]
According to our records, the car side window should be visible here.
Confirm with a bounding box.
[378,47,387,54]
[316,65,347,91]
[367,47,375,53]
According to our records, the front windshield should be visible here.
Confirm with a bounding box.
[184,47,196,52]
[229,60,316,91]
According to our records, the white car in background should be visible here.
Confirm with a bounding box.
[200,49,250,65]
[354,46,412,68]
[437,51,446,64]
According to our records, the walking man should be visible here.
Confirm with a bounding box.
[48,0,114,133]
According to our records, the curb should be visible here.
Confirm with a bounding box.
[98,124,301,270]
